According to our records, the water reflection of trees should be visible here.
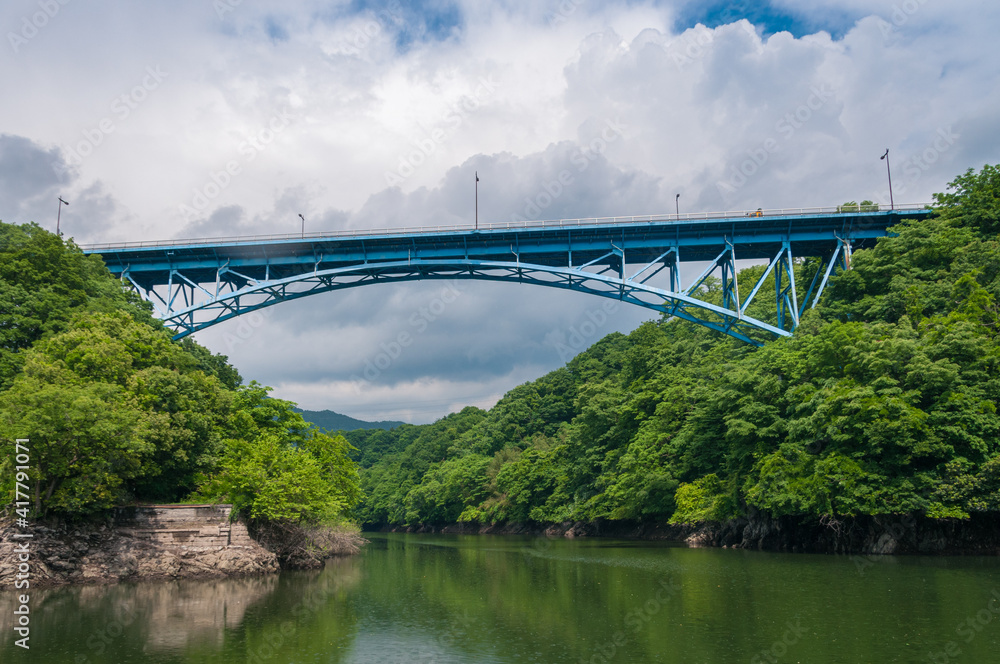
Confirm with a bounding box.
[359,535,805,663]
[236,556,363,663]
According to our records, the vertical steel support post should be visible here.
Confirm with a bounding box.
[785,243,799,330]
[672,247,681,293]
[775,252,784,330]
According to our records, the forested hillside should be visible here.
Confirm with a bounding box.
[353,165,1000,529]
[297,408,404,433]
[0,224,361,559]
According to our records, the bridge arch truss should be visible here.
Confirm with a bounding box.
[84,207,931,346]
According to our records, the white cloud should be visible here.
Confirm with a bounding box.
[0,0,996,422]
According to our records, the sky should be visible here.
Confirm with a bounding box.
[2,0,998,423]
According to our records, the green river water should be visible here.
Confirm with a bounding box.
[2,533,999,663]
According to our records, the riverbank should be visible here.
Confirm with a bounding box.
[0,506,278,588]
[0,506,365,588]
[373,511,1000,555]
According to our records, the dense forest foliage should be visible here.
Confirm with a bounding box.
[0,223,360,540]
[4,164,998,539]
[346,165,1000,528]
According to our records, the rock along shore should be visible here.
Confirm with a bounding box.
[374,511,1000,556]
[0,505,279,588]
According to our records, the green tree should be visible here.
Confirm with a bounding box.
[0,310,235,514]
[1,373,147,514]
[350,164,1000,531]
[0,222,155,389]
[196,383,361,525]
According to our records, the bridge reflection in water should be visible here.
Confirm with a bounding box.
[83,205,931,345]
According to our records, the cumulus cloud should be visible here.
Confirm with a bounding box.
[1,0,996,421]
[0,134,71,225]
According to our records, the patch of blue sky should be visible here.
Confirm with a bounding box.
[342,0,463,52]
[672,0,859,40]
[265,16,290,42]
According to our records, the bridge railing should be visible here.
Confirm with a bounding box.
[80,203,931,252]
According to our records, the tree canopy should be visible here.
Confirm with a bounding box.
[0,224,361,529]
[350,165,1000,527]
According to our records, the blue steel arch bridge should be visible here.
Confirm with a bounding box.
[81,205,931,346]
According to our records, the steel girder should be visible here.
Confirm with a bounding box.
[121,245,848,346]
[88,209,931,345]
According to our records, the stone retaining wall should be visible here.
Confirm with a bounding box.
[0,504,279,587]
[113,504,256,550]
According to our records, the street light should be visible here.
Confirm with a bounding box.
[880,149,894,211]
[298,213,305,238]
[57,197,69,236]
[475,171,479,230]
[675,193,680,220]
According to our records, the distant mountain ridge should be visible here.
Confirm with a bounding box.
[296,408,404,432]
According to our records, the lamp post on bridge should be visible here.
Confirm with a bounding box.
[57,197,69,237]
[298,213,305,238]
[880,149,894,211]
[675,193,680,220]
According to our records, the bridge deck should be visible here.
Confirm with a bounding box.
[81,205,932,344]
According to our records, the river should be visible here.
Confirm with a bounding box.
[2,533,999,663]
